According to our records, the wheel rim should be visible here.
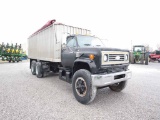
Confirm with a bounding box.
[75,77,87,97]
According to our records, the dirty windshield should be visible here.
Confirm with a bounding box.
[77,36,104,47]
[134,47,144,52]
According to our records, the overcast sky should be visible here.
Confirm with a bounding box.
[0,0,160,50]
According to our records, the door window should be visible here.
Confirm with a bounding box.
[67,37,76,47]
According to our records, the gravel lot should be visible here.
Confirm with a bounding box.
[0,61,160,120]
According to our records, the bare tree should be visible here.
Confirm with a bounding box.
[144,44,153,52]
[157,43,160,50]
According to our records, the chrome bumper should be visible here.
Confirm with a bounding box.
[91,70,132,87]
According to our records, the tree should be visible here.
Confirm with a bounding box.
[144,44,153,52]
[157,43,160,50]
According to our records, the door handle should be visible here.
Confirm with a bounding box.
[69,52,74,53]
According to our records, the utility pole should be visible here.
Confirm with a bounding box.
[131,40,132,51]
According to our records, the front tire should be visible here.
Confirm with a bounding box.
[109,81,127,92]
[72,69,97,104]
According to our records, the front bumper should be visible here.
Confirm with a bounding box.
[91,70,132,87]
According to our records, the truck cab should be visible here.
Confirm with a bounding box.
[61,35,129,74]
[58,35,131,104]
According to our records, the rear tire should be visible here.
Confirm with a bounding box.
[130,53,134,64]
[36,62,43,78]
[141,55,144,64]
[72,69,97,104]
[31,60,36,75]
[145,53,149,65]
[109,81,127,92]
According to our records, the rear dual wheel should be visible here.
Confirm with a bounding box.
[31,60,43,78]
[36,62,43,78]
[31,61,36,75]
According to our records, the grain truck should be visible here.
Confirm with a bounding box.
[28,19,132,104]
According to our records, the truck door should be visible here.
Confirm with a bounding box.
[61,36,77,68]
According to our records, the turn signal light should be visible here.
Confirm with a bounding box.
[89,54,95,60]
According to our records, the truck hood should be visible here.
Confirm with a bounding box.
[78,47,129,52]
[96,47,129,52]
[77,47,129,71]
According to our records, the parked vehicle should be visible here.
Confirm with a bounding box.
[0,43,26,62]
[28,19,132,104]
[149,50,160,62]
[130,45,149,65]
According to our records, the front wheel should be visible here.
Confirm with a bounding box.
[72,69,97,104]
[109,81,127,92]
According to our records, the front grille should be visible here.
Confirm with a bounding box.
[101,51,129,65]
[108,54,125,61]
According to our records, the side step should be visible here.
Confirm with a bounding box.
[59,67,72,83]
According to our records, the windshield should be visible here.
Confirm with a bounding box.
[77,36,105,47]
[134,47,144,52]
[156,50,160,55]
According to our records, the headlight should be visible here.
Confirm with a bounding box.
[125,54,128,61]
[104,55,108,62]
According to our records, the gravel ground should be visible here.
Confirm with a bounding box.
[0,61,160,120]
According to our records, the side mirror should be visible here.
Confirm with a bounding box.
[62,43,66,50]
[62,33,69,45]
